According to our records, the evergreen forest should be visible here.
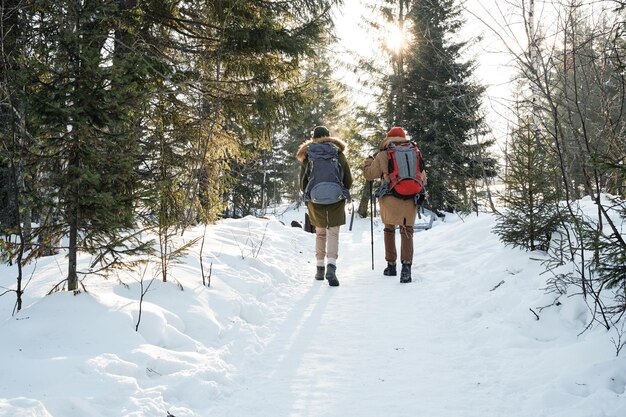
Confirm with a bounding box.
[1,0,625,334]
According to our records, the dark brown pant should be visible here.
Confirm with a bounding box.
[384,224,414,264]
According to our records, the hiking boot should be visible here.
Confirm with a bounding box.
[326,264,339,287]
[383,262,397,276]
[400,262,412,283]
[314,266,325,281]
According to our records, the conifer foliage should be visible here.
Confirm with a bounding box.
[402,0,496,213]
[274,52,348,207]
[0,0,341,300]
[496,1,626,328]
[363,0,497,213]
[494,117,559,251]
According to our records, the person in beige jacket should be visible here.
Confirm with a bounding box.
[362,127,427,283]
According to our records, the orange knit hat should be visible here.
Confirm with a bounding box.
[386,127,406,138]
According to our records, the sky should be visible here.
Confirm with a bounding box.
[1,199,625,416]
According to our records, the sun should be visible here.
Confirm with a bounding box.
[386,26,408,53]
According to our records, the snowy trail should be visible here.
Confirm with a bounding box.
[1,207,625,417]
[206,215,527,417]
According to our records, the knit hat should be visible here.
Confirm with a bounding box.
[386,127,406,138]
[312,126,330,138]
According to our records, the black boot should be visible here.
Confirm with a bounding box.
[400,262,412,283]
[326,264,339,287]
[383,262,397,276]
[314,266,325,280]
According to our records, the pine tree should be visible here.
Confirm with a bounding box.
[274,52,349,206]
[494,116,559,251]
[401,0,496,212]
[157,0,342,219]
[0,0,34,239]
[338,0,413,218]
[5,0,163,290]
[1,0,344,294]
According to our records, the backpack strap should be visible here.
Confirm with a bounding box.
[301,155,311,191]
[386,142,412,190]
[386,148,402,190]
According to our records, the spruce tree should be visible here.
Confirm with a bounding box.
[1,0,344,294]
[0,0,35,238]
[401,0,496,212]
[157,0,342,220]
[8,0,162,290]
[494,116,559,251]
[275,51,349,205]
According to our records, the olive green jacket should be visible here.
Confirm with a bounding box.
[296,136,353,228]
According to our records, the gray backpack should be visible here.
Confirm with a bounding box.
[303,142,351,205]
[375,141,424,199]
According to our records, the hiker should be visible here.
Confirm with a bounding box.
[297,126,353,287]
[363,127,427,283]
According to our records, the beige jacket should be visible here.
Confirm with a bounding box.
[362,136,427,226]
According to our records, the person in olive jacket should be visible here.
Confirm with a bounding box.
[362,127,427,283]
[296,126,353,287]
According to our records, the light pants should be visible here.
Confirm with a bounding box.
[384,224,414,264]
[315,226,340,266]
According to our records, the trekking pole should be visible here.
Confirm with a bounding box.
[369,181,374,270]
[349,201,355,231]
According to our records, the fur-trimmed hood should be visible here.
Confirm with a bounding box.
[296,136,348,162]
[379,136,410,151]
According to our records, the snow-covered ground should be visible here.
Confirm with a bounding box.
[1,203,625,417]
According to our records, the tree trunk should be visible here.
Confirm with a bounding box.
[67,200,78,291]
[357,180,373,218]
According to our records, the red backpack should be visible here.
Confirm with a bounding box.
[386,141,424,199]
